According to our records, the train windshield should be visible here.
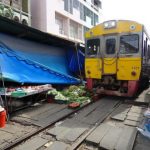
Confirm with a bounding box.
[86,39,100,56]
[120,34,139,54]
[106,38,116,54]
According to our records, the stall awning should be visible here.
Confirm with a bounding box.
[0,42,81,84]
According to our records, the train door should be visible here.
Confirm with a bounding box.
[142,32,150,78]
[103,36,118,75]
[142,32,150,65]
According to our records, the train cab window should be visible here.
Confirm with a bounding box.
[120,34,139,54]
[87,39,100,56]
[148,45,150,59]
[106,38,116,54]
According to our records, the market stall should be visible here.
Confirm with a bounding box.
[0,84,52,112]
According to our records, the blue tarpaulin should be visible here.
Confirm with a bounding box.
[0,42,81,84]
[67,49,85,73]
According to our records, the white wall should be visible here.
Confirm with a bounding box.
[45,0,57,34]
[31,0,47,31]
[30,0,102,42]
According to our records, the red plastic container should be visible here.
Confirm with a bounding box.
[0,108,6,128]
[68,102,80,108]
[47,98,54,103]
[47,95,54,103]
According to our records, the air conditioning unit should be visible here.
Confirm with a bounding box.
[13,11,20,22]
[3,7,13,19]
[21,14,29,26]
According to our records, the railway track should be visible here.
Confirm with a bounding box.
[3,97,121,150]
[2,90,149,150]
[2,100,93,150]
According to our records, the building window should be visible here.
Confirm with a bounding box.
[70,20,83,40]
[91,0,102,10]
[86,7,91,18]
[64,0,69,12]
[69,0,73,14]
[94,0,102,9]
[79,3,84,20]
[70,20,78,39]
[94,14,99,25]
[83,5,99,26]
[22,0,28,13]
[55,13,67,35]
[55,18,64,34]
[83,6,86,21]
[91,12,94,25]
[73,0,79,10]
[63,0,100,26]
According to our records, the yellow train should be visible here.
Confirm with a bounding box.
[85,20,150,97]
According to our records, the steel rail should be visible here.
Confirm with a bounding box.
[3,100,95,150]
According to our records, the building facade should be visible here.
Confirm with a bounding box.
[30,0,102,43]
[0,0,31,26]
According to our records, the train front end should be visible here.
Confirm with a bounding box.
[85,20,143,97]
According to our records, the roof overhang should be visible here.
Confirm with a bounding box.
[0,16,82,48]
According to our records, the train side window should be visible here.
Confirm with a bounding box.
[106,38,116,54]
[87,39,100,56]
[148,45,150,59]
[120,34,139,54]
[143,40,146,57]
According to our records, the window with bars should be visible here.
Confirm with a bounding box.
[55,14,65,35]
[70,20,78,39]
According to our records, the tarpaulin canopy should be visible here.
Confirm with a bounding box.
[67,49,85,73]
[0,42,81,84]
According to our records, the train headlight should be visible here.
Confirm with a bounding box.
[131,71,136,76]
[87,70,91,74]
[104,22,109,28]
[104,20,117,29]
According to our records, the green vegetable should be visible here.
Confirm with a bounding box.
[48,89,58,95]
[48,85,91,104]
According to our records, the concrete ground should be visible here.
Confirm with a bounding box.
[0,88,150,150]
